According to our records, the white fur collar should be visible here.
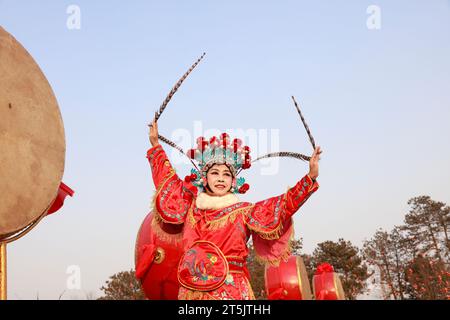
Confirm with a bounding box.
[196,192,240,210]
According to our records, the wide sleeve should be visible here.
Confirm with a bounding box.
[246,174,319,266]
[147,144,196,225]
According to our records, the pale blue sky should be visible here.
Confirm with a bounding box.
[1,0,449,299]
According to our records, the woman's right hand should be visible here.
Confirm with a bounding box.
[149,119,160,147]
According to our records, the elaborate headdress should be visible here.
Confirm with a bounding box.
[183,133,251,194]
[150,53,316,195]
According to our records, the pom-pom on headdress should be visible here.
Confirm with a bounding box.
[184,133,252,194]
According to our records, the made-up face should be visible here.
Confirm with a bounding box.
[204,164,234,197]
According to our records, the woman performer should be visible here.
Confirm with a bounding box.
[146,118,322,300]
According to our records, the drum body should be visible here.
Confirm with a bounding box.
[265,256,312,300]
[135,212,183,300]
[312,271,346,300]
[0,27,65,239]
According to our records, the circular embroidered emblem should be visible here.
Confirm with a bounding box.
[177,241,229,292]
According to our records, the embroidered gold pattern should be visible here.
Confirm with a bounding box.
[254,227,295,267]
[150,215,183,244]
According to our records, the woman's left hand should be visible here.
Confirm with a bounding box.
[308,146,322,180]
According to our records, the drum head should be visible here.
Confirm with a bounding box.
[0,27,65,238]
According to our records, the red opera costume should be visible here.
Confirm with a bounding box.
[146,143,319,300]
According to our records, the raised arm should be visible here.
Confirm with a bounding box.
[246,147,321,265]
[246,174,319,237]
[147,120,195,224]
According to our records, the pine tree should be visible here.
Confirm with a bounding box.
[405,254,450,299]
[402,196,449,262]
[363,230,397,299]
[364,196,450,300]
[98,270,146,300]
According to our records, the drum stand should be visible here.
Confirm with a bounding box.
[0,212,47,301]
[0,242,6,300]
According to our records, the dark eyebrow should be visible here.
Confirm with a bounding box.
[210,168,231,174]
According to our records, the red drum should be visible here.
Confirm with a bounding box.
[46,182,74,216]
[265,256,312,300]
[312,263,346,300]
[135,212,183,300]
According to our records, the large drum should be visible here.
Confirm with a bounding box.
[0,27,65,240]
[265,256,312,300]
[135,212,184,300]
